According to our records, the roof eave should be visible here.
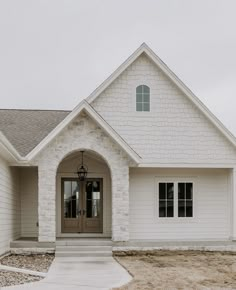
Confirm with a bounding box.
[0,132,24,162]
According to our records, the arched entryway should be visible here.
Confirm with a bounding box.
[56,150,112,237]
[37,111,131,243]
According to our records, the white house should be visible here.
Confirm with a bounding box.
[1,43,236,256]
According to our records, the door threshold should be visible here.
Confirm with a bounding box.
[57,233,111,238]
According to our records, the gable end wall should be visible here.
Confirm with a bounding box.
[91,54,236,164]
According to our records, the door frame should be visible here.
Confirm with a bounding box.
[61,177,103,233]
[57,173,109,237]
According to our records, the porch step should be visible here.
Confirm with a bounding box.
[55,251,112,257]
[56,239,112,247]
[55,239,113,257]
[56,246,112,252]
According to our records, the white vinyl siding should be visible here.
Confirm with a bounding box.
[20,167,38,237]
[92,54,236,164]
[0,156,20,255]
[129,168,230,240]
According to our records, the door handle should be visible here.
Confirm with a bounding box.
[82,209,86,216]
[77,210,81,215]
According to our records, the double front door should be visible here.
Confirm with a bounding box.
[61,178,103,233]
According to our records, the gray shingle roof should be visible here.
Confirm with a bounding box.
[0,109,71,156]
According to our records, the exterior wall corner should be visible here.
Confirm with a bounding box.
[231,167,236,240]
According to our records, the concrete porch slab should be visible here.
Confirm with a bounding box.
[10,239,55,249]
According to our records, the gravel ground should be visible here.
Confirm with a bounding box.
[114,251,236,290]
[0,270,41,287]
[0,254,54,287]
[0,254,54,273]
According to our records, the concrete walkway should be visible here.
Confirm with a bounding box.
[1,257,132,290]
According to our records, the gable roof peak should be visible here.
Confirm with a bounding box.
[139,42,149,48]
[86,44,236,148]
[137,42,152,50]
[135,42,160,57]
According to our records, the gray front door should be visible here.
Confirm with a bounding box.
[61,178,103,233]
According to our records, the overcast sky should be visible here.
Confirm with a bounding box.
[0,0,236,135]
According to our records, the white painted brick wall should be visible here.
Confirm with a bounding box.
[33,113,131,242]
[92,54,236,164]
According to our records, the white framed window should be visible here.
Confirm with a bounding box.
[177,182,193,217]
[159,182,174,217]
[136,85,150,111]
[157,181,194,218]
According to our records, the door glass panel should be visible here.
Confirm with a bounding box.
[87,200,92,217]
[93,192,100,200]
[72,181,78,199]
[64,200,70,218]
[64,181,71,199]
[86,180,101,218]
[86,181,92,217]
[63,180,80,218]
[93,181,100,191]
[71,199,77,218]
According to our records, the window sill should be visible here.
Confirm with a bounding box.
[156,217,197,223]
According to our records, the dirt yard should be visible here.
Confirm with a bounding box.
[114,251,236,290]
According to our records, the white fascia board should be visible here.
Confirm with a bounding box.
[86,42,236,148]
[25,100,141,164]
[137,163,235,169]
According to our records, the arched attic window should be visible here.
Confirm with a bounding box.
[136,85,150,112]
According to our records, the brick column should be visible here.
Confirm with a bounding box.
[38,166,56,242]
[112,166,129,241]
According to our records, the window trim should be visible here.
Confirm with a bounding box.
[135,84,151,112]
[156,177,196,222]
